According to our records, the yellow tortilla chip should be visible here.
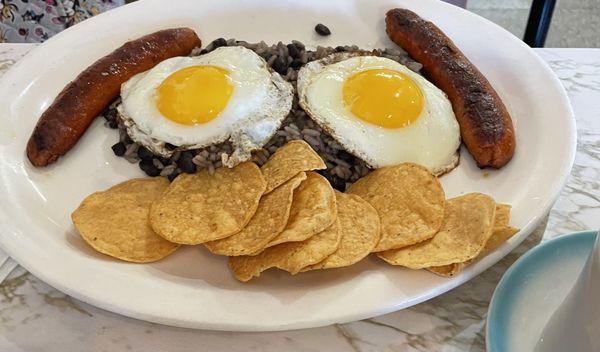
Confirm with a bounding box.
[427,226,519,277]
[261,140,326,193]
[71,178,179,263]
[204,172,307,256]
[266,172,337,247]
[427,263,464,277]
[494,204,511,229]
[303,192,380,271]
[347,163,445,251]
[427,204,518,277]
[484,226,519,252]
[229,219,341,282]
[378,193,496,269]
[149,162,266,244]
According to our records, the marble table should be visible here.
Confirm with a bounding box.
[0,45,598,352]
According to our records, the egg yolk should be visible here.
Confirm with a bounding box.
[156,65,233,125]
[342,69,424,128]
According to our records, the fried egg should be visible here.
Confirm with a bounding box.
[297,53,460,174]
[118,46,293,166]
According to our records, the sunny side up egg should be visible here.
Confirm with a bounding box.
[297,53,460,175]
[118,46,293,167]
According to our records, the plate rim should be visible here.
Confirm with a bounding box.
[0,0,577,331]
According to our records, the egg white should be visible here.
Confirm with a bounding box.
[297,53,460,174]
[118,46,293,166]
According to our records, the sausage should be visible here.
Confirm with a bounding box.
[385,9,515,168]
[26,28,201,167]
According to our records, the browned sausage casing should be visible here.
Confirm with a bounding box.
[26,28,201,167]
[386,9,515,168]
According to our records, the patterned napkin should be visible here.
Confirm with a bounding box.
[0,0,124,43]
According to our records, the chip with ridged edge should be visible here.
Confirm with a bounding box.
[302,191,380,271]
[261,140,326,194]
[149,162,266,244]
[265,171,337,247]
[427,203,517,277]
[72,178,179,263]
[347,163,445,252]
[377,193,496,269]
[204,172,307,256]
[229,219,341,282]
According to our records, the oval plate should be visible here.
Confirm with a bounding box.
[0,0,575,331]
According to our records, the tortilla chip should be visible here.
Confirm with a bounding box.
[484,226,519,252]
[303,192,380,271]
[229,219,341,282]
[71,178,179,263]
[427,226,519,277]
[347,163,445,251]
[427,263,464,277]
[494,204,511,229]
[149,162,266,244]
[427,204,518,277]
[266,172,337,247]
[261,140,326,194]
[378,193,496,269]
[204,172,307,256]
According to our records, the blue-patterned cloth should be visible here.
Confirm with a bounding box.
[0,0,124,43]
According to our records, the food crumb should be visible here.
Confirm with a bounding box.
[315,23,331,36]
[483,171,490,178]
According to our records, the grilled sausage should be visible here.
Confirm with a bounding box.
[26,28,201,167]
[385,9,515,168]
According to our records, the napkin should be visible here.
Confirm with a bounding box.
[0,249,18,283]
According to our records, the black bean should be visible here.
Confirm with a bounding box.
[290,58,303,69]
[158,155,170,165]
[139,160,160,177]
[123,135,133,145]
[292,40,305,50]
[104,108,117,120]
[177,151,196,174]
[137,146,154,161]
[211,38,227,49]
[335,46,346,52]
[318,170,346,191]
[272,56,288,75]
[168,151,181,163]
[337,150,355,163]
[111,142,126,156]
[260,51,272,61]
[287,43,301,58]
[315,23,331,36]
[102,108,119,128]
[167,169,181,182]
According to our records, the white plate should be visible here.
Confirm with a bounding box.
[0,0,575,331]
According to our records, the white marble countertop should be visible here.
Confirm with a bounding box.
[0,45,598,352]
